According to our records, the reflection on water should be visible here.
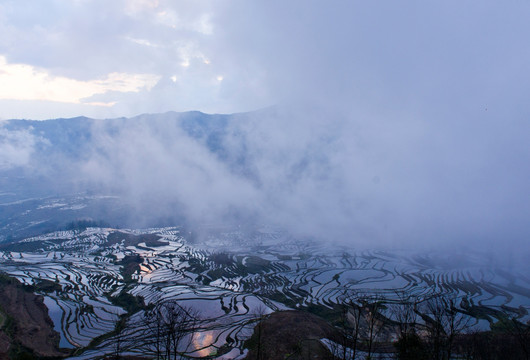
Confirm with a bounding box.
[42,296,75,349]
[193,331,215,357]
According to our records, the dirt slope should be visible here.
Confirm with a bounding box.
[0,274,69,358]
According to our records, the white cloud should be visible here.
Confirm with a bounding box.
[194,13,213,35]
[0,0,528,261]
[125,0,160,16]
[0,56,160,105]
[125,37,160,47]
[0,126,44,169]
[0,1,275,118]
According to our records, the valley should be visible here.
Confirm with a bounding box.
[0,226,528,358]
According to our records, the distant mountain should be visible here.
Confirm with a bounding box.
[0,110,271,241]
[2,111,236,165]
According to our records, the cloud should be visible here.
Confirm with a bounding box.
[0,0,271,119]
[80,114,263,226]
[0,125,44,170]
[51,101,525,255]
[0,56,160,105]
[0,1,529,260]
[2,1,530,120]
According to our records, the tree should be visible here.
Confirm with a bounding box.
[505,317,530,360]
[420,294,472,360]
[394,332,427,360]
[364,295,385,360]
[332,292,363,360]
[143,300,200,360]
[112,314,129,360]
[389,293,427,360]
[251,304,269,360]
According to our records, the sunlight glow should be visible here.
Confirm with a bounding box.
[0,56,160,105]
[193,331,215,357]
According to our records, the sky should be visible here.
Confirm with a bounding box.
[0,1,526,121]
[0,1,529,258]
[0,0,271,119]
[0,1,528,117]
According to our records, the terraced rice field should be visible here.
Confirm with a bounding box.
[0,227,528,358]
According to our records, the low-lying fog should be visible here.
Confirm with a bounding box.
[1,103,528,272]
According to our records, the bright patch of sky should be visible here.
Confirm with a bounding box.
[0,56,159,105]
[1,1,530,120]
[0,0,248,119]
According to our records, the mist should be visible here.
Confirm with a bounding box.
[1,2,529,264]
[76,104,527,251]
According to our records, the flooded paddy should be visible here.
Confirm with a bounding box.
[1,227,529,358]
